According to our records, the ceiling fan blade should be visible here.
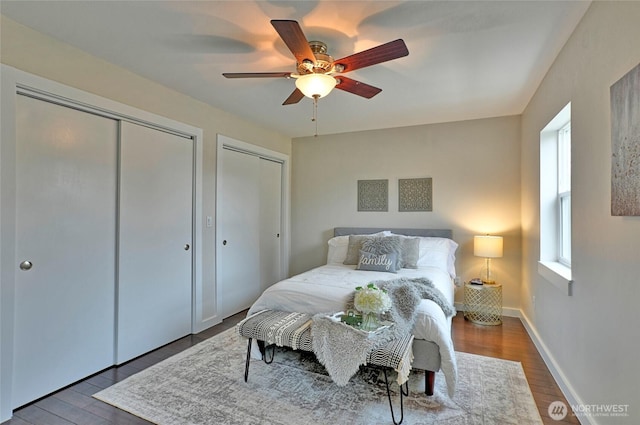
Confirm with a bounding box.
[334,39,409,73]
[335,76,382,99]
[282,88,305,105]
[223,72,292,78]
[271,20,316,64]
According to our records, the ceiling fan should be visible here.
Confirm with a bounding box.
[223,20,409,105]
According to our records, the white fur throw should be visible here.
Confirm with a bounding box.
[348,277,455,338]
[311,315,393,386]
[377,277,456,332]
[311,277,455,386]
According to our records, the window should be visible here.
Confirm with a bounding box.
[539,103,573,294]
[557,122,571,266]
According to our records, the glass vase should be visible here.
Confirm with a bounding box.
[361,312,379,331]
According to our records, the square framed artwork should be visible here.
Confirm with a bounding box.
[399,178,433,212]
[357,179,388,212]
[611,62,640,216]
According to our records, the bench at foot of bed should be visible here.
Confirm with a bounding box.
[236,309,436,425]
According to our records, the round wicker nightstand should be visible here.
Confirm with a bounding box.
[464,282,502,325]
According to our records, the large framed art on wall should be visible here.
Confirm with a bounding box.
[611,62,640,216]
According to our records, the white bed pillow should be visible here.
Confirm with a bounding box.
[327,235,349,264]
[374,234,458,278]
[415,236,458,278]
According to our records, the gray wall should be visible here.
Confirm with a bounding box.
[520,2,640,423]
[291,116,522,309]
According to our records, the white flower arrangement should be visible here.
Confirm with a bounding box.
[354,283,392,315]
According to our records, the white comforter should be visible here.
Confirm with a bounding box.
[247,263,457,396]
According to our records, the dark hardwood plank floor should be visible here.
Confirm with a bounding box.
[3,312,580,425]
[452,314,580,425]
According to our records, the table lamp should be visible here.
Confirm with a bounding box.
[474,235,503,284]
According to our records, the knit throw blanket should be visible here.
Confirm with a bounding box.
[311,277,455,386]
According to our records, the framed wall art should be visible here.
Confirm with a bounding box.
[611,62,640,216]
[399,177,433,212]
[357,179,388,212]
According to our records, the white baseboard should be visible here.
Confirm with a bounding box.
[454,303,595,424]
[518,310,595,425]
[453,302,520,318]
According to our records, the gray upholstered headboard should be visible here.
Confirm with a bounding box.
[334,227,452,239]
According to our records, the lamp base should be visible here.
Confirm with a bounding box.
[480,259,497,285]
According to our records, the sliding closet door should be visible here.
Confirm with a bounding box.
[117,121,193,363]
[260,159,283,291]
[217,146,283,318]
[218,148,261,319]
[13,95,117,407]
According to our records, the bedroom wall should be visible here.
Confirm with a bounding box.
[520,2,640,423]
[290,116,522,310]
[0,15,291,321]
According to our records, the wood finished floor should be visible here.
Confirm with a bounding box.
[3,312,581,425]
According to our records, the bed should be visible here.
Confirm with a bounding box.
[246,227,458,397]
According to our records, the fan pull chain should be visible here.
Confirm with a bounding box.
[312,94,319,137]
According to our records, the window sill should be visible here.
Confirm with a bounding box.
[538,261,573,296]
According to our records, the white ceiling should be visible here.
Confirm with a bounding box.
[1,1,590,138]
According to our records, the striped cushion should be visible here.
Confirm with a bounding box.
[236,310,313,351]
[367,333,414,369]
[236,309,414,380]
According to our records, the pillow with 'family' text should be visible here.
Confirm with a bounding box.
[356,250,399,273]
[361,235,403,269]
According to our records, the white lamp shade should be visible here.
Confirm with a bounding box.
[474,235,503,258]
[295,74,337,98]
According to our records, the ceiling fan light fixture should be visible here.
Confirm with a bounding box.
[295,73,337,99]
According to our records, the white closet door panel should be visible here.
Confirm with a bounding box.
[260,159,283,291]
[13,95,117,407]
[218,148,261,318]
[117,122,193,363]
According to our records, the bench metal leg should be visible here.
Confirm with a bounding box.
[257,340,276,364]
[246,339,277,383]
[244,338,253,382]
[382,369,408,425]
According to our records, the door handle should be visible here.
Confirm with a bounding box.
[19,260,33,271]
[222,240,227,246]
[184,244,190,251]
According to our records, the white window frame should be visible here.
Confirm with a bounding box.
[557,122,571,267]
[539,103,573,295]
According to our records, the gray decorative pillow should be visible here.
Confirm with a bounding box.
[344,235,377,265]
[356,250,399,273]
[399,237,420,269]
[361,236,403,269]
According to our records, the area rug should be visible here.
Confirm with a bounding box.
[94,328,542,425]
